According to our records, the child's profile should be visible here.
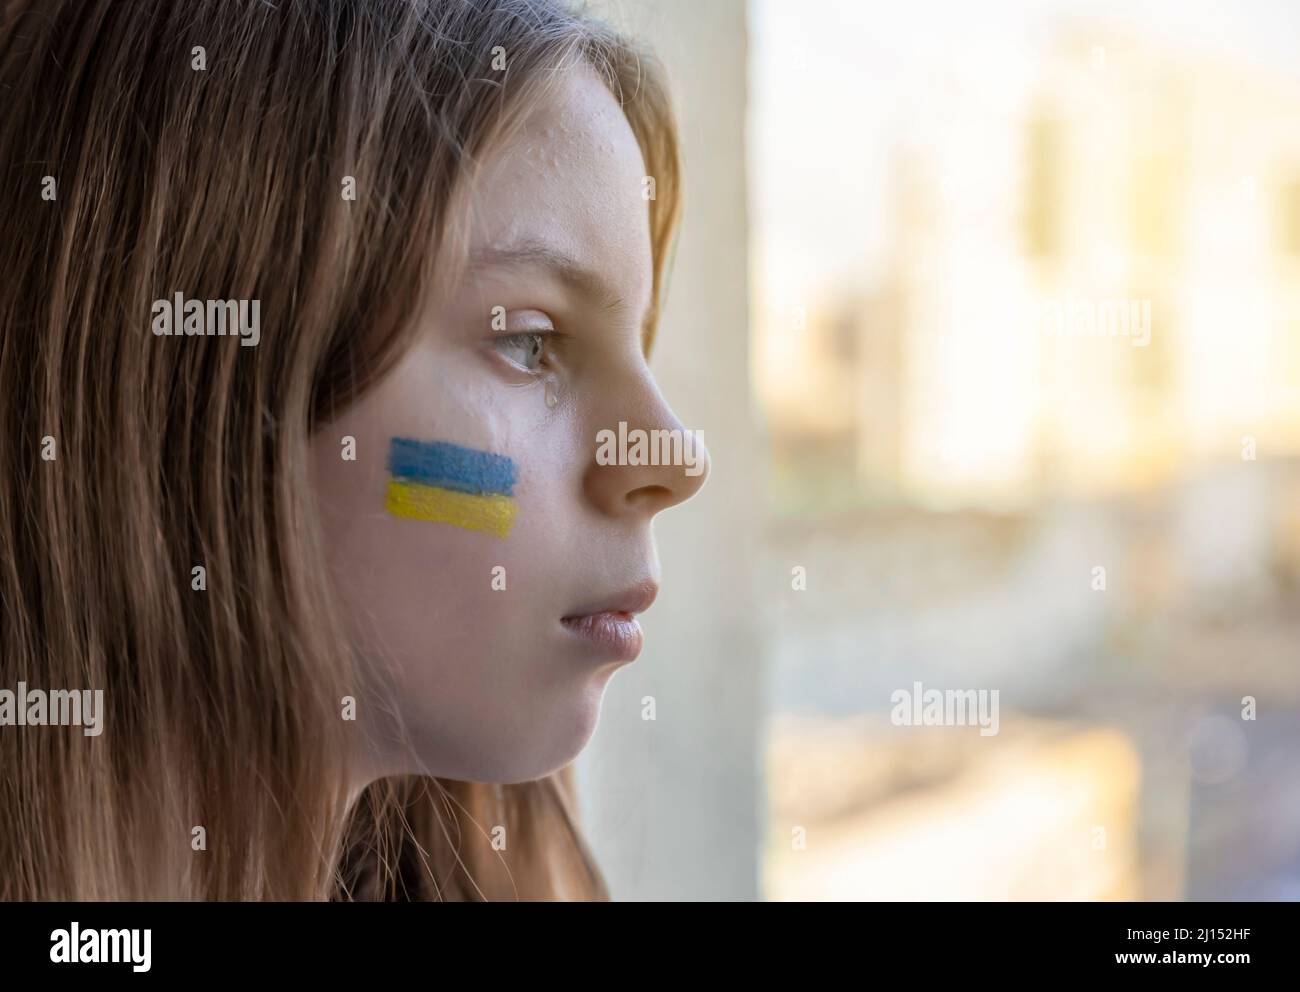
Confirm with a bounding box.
[0,0,707,901]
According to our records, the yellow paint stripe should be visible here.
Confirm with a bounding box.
[385,479,517,538]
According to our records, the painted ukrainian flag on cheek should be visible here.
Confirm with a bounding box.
[384,437,518,538]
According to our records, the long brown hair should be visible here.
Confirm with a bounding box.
[0,0,680,900]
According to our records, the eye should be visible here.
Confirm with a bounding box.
[492,331,550,373]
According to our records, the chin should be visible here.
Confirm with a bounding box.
[495,687,608,784]
[395,682,611,785]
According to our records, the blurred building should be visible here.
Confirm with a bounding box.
[762,27,1300,510]
[755,12,1300,901]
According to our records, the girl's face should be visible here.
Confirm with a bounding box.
[310,66,708,786]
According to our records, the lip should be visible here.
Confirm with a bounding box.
[565,580,659,619]
[561,580,659,662]
[561,612,644,662]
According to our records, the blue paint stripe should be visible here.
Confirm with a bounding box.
[388,437,516,496]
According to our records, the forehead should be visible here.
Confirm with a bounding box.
[463,65,653,312]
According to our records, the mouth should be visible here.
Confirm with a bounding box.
[561,580,658,662]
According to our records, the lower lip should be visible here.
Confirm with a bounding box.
[561,612,644,662]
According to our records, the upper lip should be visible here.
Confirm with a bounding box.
[563,579,659,619]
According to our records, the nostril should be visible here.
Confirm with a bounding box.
[628,483,675,511]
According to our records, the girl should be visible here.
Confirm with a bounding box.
[0,0,708,900]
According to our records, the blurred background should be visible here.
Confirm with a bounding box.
[581,0,1300,900]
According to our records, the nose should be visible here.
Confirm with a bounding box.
[583,375,710,519]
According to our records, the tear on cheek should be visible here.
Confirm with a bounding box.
[383,437,518,538]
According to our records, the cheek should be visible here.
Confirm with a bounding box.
[307,372,584,728]
[306,331,620,780]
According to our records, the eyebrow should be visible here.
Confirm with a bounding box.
[468,239,633,319]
